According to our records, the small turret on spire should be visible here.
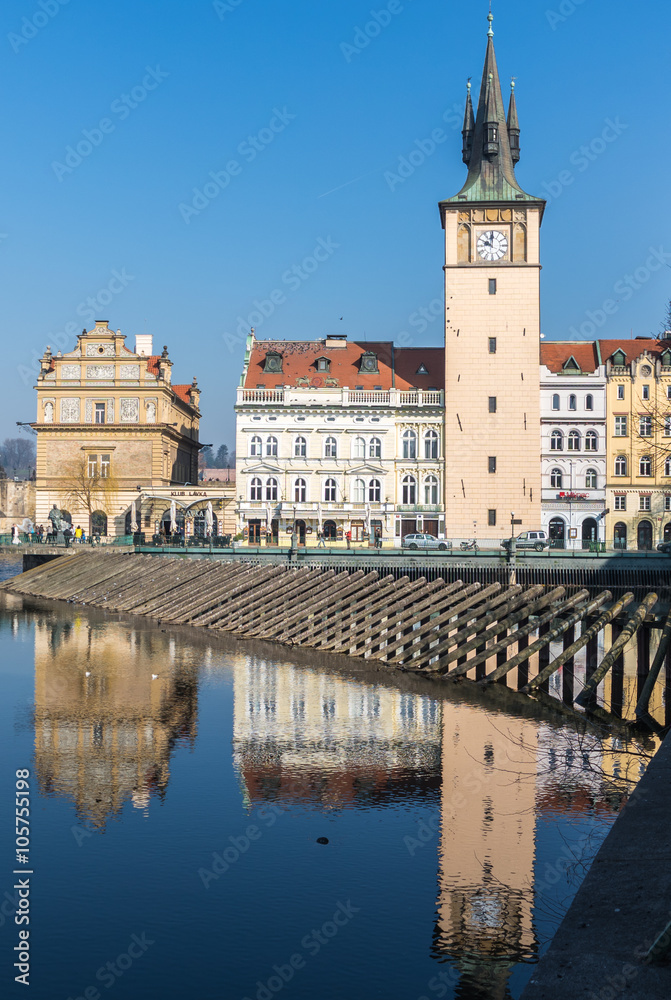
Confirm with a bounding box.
[462,79,475,164]
[507,78,520,163]
[487,3,494,38]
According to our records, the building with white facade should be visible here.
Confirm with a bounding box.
[540,342,606,549]
[235,333,444,547]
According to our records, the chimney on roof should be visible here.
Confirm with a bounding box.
[662,330,671,341]
[325,334,347,349]
[135,334,153,356]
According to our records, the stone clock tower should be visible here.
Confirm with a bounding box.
[440,11,544,538]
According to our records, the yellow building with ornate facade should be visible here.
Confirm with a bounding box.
[32,320,206,537]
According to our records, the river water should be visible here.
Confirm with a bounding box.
[0,554,658,999]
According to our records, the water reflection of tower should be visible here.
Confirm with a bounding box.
[232,656,443,809]
[434,708,538,1000]
[33,617,198,829]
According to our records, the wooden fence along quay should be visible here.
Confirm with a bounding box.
[3,552,670,728]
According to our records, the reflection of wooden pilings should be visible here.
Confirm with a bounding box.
[575,592,658,708]
[484,591,611,686]
[635,608,671,721]
[524,591,631,694]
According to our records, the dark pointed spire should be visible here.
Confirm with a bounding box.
[507,79,520,163]
[462,80,475,164]
[441,9,541,206]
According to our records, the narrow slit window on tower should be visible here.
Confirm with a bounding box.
[488,396,497,413]
[489,279,497,295]
[488,456,497,473]
[488,337,497,354]
[488,509,497,526]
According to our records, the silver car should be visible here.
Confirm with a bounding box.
[402,533,449,551]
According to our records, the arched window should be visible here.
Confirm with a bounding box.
[614,455,627,476]
[265,478,278,501]
[550,430,564,451]
[402,429,417,459]
[568,430,581,451]
[369,478,381,502]
[551,393,560,411]
[324,436,337,459]
[550,468,563,488]
[665,457,671,477]
[585,394,594,411]
[585,430,598,451]
[402,475,416,504]
[424,475,439,505]
[369,437,382,459]
[585,468,598,489]
[250,435,262,457]
[250,477,262,500]
[294,436,307,458]
[324,478,337,502]
[640,455,652,477]
[91,511,107,537]
[614,522,627,550]
[294,478,306,502]
[568,394,577,411]
[352,478,365,502]
[352,436,365,460]
[424,430,439,459]
[266,436,278,458]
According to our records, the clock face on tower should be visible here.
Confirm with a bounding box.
[477,230,508,261]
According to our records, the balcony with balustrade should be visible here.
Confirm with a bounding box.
[236,387,444,408]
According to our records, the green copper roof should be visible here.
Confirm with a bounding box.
[441,21,543,207]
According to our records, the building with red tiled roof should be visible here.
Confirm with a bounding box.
[235,332,445,547]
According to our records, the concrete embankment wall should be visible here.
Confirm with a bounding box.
[521,732,671,1000]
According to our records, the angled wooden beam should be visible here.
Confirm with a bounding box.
[576,592,658,708]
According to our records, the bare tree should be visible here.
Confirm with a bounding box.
[661,298,671,334]
[0,437,36,473]
[55,456,119,526]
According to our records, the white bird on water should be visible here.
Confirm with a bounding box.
[151,674,159,680]
[85,671,91,677]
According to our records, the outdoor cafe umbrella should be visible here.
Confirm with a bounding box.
[205,501,213,536]
[130,499,138,534]
[170,500,177,535]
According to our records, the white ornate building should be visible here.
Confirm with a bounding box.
[540,342,606,548]
[235,333,445,546]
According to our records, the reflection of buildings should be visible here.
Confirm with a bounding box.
[232,657,442,808]
[33,618,198,829]
[434,713,538,1000]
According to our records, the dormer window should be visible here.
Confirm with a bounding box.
[263,351,283,373]
[662,349,671,367]
[612,350,626,367]
[562,356,581,372]
[416,363,429,375]
[359,351,379,374]
[315,356,331,373]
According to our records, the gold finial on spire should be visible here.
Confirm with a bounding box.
[511,76,516,91]
[488,1,494,37]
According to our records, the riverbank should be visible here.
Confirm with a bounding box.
[521,731,671,999]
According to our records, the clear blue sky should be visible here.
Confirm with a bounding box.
[1,0,669,449]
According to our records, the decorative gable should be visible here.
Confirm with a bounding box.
[612,349,627,367]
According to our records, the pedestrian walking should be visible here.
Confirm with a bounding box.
[345,530,351,549]
[317,530,325,548]
[75,525,83,543]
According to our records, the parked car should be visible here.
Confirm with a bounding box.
[402,533,449,551]
[657,541,671,554]
[500,530,548,552]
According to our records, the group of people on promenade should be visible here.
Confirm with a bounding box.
[10,523,97,546]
